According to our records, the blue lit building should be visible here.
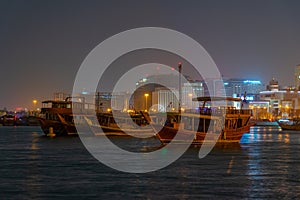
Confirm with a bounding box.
[224,79,264,101]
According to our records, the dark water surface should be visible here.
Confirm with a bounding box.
[1,126,300,199]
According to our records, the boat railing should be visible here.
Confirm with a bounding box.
[226,108,252,115]
[185,107,252,116]
[41,107,73,114]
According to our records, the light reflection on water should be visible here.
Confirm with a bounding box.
[241,126,286,143]
[240,126,300,199]
[1,126,300,199]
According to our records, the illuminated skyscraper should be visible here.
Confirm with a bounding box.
[294,64,300,90]
[223,79,264,101]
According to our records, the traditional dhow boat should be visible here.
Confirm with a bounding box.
[150,97,252,144]
[36,97,86,136]
[277,119,300,131]
[36,97,154,137]
[96,111,155,137]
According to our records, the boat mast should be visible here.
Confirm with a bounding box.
[178,62,182,116]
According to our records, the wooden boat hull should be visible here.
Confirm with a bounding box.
[153,124,251,144]
[93,124,155,137]
[37,118,143,136]
[95,112,154,137]
[36,117,77,136]
[277,122,300,131]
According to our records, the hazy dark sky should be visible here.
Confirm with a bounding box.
[1,0,300,110]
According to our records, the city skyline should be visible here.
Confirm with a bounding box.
[0,60,298,112]
[0,68,296,111]
[1,1,300,110]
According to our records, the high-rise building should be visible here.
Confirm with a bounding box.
[135,74,180,89]
[134,74,183,111]
[224,79,264,100]
[266,78,279,91]
[54,92,70,101]
[152,87,179,112]
[135,73,206,111]
[259,78,300,118]
[132,84,158,111]
[182,82,204,109]
[95,92,131,112]
[294,64,300,90]
[202,79,226,97]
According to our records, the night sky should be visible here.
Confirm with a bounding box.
[1,0,300,110]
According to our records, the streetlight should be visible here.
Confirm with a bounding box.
[144,93,149,112]
[32,99,38,116]
[32,99,37,110]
